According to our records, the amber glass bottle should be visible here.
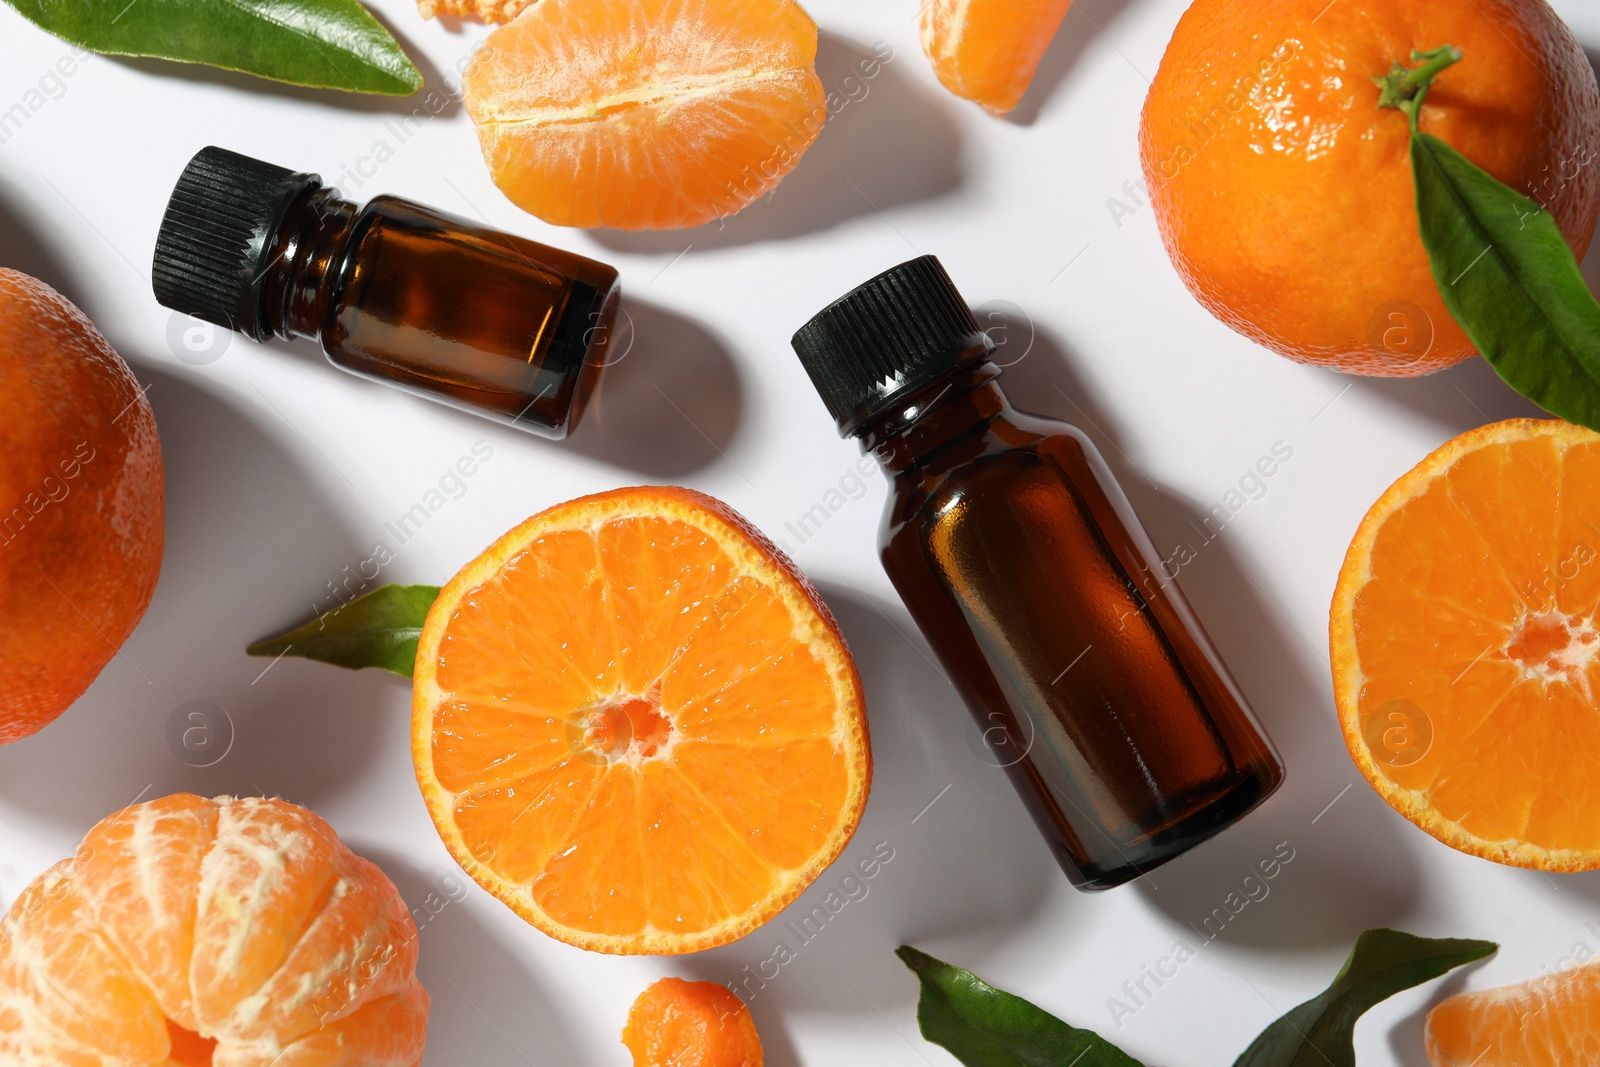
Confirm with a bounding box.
[792,256,1284,890]
[152,147,620,438]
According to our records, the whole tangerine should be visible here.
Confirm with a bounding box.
[0,269,163,742]
[1139,0,1600,376]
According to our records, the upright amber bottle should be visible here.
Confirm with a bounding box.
[792,256,1285,889]
[152,146,620,438]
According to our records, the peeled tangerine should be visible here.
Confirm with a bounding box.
[921,0,1074,114]
[1428,963,1600,1065]
[0,794,429,1066]
[463,0,827,230]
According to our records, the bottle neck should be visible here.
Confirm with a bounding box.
[858,361,1010,473]
[259,187,358,341]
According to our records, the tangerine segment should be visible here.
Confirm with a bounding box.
[920,0,1073,115]
[0,795,428,1067]
[623,977,763,1067]
[413,487,871,955]
[1426,963,1600,1066]
[463,0,826,231]
[1331,420,1600,870]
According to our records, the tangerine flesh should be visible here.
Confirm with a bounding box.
[920,0,1074,114]
[1332,420,1600,870]
[623,977,763,1067]
[463,0,827,230]
[411,486,871,954]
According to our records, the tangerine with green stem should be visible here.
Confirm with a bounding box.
[1139,0,1600,376]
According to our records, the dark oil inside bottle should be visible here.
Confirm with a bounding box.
[269,192,619,439]
[871,365,1284,889]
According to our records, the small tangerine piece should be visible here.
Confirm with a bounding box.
[623,978,763,1067]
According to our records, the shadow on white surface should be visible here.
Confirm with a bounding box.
[1007,0,1141,128]
[0,172,77,297]
[565,296,748,478]
[1386,962,1490,1067]
[593,31,967,254]
[1347,356,1548,434]
[360,846,602,1067]
[0,356,401,828]
[1002,325,1425,950]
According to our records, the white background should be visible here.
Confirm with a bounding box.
[2,0,1600,1063]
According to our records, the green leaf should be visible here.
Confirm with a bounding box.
[2,0,421,95]
[1233,928,1495,1067]
[896,946,1146,1067]
[1411,131,1600,430]
[247,584,439,678]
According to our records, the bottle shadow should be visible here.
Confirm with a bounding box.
[591,31,966,255]
[1006,0,1138,128]
[107,10,463,120]
[202,295,744,480]
[563,296,746,478]
[668,580,1060,1026]
[355,846,602,1067]
[1002,326,1425,951]
[0,361,396,830]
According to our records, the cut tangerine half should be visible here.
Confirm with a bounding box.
[462,0,827,230]
[1332,419,1600,871]
[412,487,870,954]
[920,0,1074,115]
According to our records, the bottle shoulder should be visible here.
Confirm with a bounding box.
[879,412,1098,540]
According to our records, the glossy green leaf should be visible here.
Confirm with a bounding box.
[2,0,421,95]
[247,584,439,678]
[1233,928,1495,1067]
[1410,127,1600,429]
[896,946,1145,1067]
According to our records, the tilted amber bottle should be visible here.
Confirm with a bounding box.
[152,146,620,438]
[792,256,1285,890]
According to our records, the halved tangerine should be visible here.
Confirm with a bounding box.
[1332,419,1600,871]
[412,487,871,954]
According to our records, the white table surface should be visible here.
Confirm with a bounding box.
[3,1,1600,1063]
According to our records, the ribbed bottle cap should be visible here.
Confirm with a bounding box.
[790,255,992,437]
[152,147,320,341]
